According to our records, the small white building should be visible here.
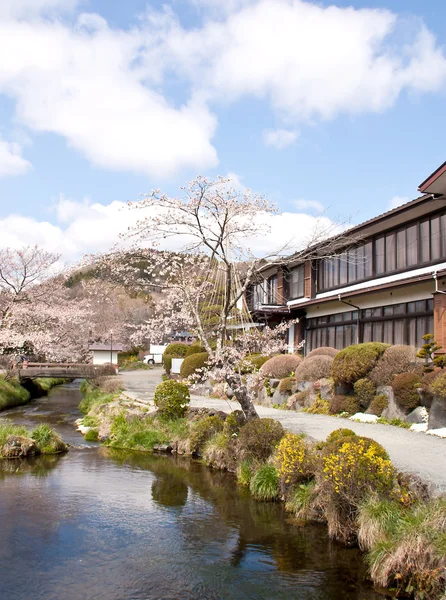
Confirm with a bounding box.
[89,343,124,365]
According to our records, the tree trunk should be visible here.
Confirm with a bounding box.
[227,375,259,421]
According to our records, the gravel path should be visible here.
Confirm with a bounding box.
[120,369,446,495]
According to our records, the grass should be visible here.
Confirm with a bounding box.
[363,499,446,598]
[285,481,317,519]
[107,414,190,452]
[237,459,255,486]
[0,376,30,411]
[0,421,29,447]
[78,385,117,414]
[0,421,68,456]
[33,378,69,393]
[249,463,279,501]
[84,429,99,442]
[31,424,68,454]
[377,417,411,429]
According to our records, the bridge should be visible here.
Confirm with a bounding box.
[14,363,117,380]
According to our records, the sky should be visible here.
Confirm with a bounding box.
[0,0,445,262]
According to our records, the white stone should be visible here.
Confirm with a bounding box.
[410,423,428,433]
[426,428,446,438]
[349,413,378,423]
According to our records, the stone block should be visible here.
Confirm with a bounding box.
[297,381,313,392]
[379,386,407,421]
[406,406,428,424]
[428,395,446,430]
[272,389,288,406]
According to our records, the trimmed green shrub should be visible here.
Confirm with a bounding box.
[329,394,360,415]
[239,353,269,374]
[189,415,224,455]
[325,428,357,444]
[185,343,206,357]
[429,372,446,398]
[154,380,190,419]
[164,343,189,357]
[353,378,376,407]
[368,394,388,416]
[295,355,333,382]
[180,352,209,379]
[260,354,302,379]
[278,377,296,393]
[306,346,339,359]
[331,343,389,386]
[238,418,284,461]
[369,345,423,387]
[392,372,421,411]
[163,343,189,374]
[250,463,279,500]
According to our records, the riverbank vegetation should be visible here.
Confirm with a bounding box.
[77,378,445,598]
[0,421,68,457]
[0,375,70,412]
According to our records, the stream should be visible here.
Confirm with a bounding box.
[0,381,388,600]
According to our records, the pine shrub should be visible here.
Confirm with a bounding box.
[294,355,333,382]
[154,380,190,419]
[325,428,357,445]
[428,372,446,398]
[260,354,302,379]
[307,396,330,414]
[331,342,389,386]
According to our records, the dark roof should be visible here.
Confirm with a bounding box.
[89,343,124,351]
[418,160,446,195]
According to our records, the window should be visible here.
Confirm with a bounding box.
[289,265,304,299]
[305,300,433,352]
[317,210,446,292]
[267,275,278,304]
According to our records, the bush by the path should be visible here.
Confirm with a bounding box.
[154,380,190,419]
[238,418,284,461]
[180,352,209,379]
[331,343,389,386]
[185,343,206,357]
[369,345,423,387]
[276,433,314,491]
[189,415,224,455]
[353,378,376,407]
[239,353,269,374]
[294,355,333,382]
[260,354,302,379]
[162,342,189,374]
[392,372,421,411]
[306,346,339,359]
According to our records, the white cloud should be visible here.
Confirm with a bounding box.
[294,198,324,213]
[388,195,410,210]
[0,0,81,18]
[0,138,31,176]
[262,128,297,149]
[0,194,342,263]
[0,2,444,179]
[0,13,218,178]
[148,0,446,121]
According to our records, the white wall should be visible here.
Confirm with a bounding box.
[92,350,119,365]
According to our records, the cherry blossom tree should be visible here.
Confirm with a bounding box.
[90,176,358,419]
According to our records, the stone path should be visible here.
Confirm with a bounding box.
[120,369,446,495]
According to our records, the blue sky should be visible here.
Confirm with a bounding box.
[0,0,445,260]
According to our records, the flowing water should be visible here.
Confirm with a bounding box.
[0,382,388,600]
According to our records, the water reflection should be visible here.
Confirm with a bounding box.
[0,383,388,600]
